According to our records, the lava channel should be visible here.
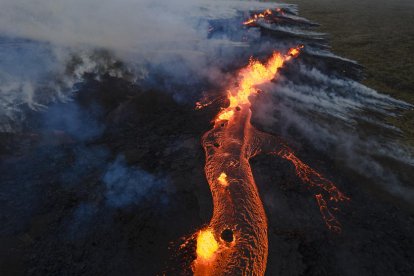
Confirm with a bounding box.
[191,46,348,275]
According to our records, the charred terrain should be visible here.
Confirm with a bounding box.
[1,1,414,275]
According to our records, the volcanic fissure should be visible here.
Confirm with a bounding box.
[191,23,349,275]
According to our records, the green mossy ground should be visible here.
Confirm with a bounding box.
[279,0,414,144]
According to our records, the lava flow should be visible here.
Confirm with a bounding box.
[192,46,348,275]
[243,8,285,25]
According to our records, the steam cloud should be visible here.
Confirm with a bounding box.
[0,0,283,131]
[254,63,414,201]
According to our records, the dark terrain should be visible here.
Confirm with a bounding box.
[1,1,414,275]
[1,74,413,275]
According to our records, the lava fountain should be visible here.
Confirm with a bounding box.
[192,47,348,275]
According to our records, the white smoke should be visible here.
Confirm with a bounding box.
[103,155,170,208]
[253,62,414,201]
[0,0,297,69]
[1,0,413,202]
[0,0,297,132]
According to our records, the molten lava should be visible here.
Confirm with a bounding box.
[191,46,348,275]
[243,9,272,25]
[217,173,229,187]
[243,8,285,25]
[196,229,219,261]
[215,46,302,124]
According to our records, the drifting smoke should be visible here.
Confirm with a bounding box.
[252,61,414,201]
[0,0,287,131]
[1,1,414,275]
[0,0,413,213]
[66,202,99,240]
[63,155,171,240]
[103,155,170,208]
[0,38,131,132]
[43,101,104,141]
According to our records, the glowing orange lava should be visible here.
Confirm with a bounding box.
[196,229,219,261]
[243,8,285,25]
[243,9,272,25]
[192,45,348,275]
[217,173,229,187]
[216,46,302,123]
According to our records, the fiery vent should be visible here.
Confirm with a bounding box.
[243,8,285,25]
[216,46,302,123]
[196,229,219,261]
[217,173,229,187]
[243,9,273,25]
[190,44,348,275]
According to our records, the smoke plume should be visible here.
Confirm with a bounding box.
[1,0,413,203]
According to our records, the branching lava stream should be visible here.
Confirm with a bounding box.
[192,47,348,275]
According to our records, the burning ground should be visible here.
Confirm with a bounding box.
[1,0,414,275]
